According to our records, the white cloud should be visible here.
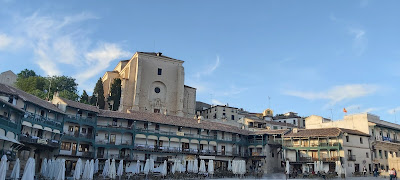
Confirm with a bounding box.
[1,12,129,92]
[75,43,130,83]
[0,33,12,49]
[349,28,367,56]
[388,107,400,114]
[285,84,379,105]
[194,56,220,79]
[211,99,225,105]
[345,104,380,113]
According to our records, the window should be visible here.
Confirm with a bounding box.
[112,118,118,126]
[157,68,162,75]
[79,144,89,152]
[178,127,182,132]
[346,136,349,142]
[222,132,225,140]
[105,134,109,140]
[231,115,235,120]
[293,120,296,124]
[223,113,226,116]
[379,150,382,159]
[273,126,277,130]
[272,152,274,157]
[40,110,45,116]
[200,144,204,150]
[366,152,369,158]
[249,122,254,127]
[81,128,86,134]
[61,142,71,150]
[144,123,148,129]
[68,126,74,132]
[155,124,160,131]
[154,87,160,93]
[385,151,388,159]
[154,109,160,113]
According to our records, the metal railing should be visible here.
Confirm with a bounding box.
[63,133,94,140]
[19,134,60,148]
[65,115,96,125]
[0,116,18,129]
[347,155,356,161]
[24,112,62,128]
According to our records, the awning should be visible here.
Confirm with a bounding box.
[22,121,32,127]
[200,140,208,145]
[147,135,158,140]
[209,141,217,146]
[43,127,53,132]
[181,138,189,143]
[159,136,169,141]
[32,124,43,130]
[199,156,215,160]
[191,139,199,144]
[53,129,61,134]
[0,135,21,144]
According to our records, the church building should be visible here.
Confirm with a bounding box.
[102,52,196,118]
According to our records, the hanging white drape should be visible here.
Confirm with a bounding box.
[193,159,198,173]
[228,160,232,171]
[150,159,154,173]
[82,160,90,179]
[0,155,8,180]
[171,160,176,174]
[199,160,206,174]
[89,159,94,180]
[117,160,124,177]
[21,158,35,180]
[135,160,140,174]
[74,158,83,180]
[144,159,150,175]
[161,160,167,176]
[10,158,20,180]
[40,158,47,176]
[208,160,214,175]
[94,159,99,174]
[109,159,117,179]
[102,159,110,177]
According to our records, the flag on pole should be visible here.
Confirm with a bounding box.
[343,108,347,113]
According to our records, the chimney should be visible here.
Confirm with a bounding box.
[293,128,298,133]
[156,52,162,56]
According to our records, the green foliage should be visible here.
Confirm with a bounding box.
[58,90,79,101]
[93,78,105,109]
[80,90,89,104]
[15,69,79,101]
[17,69,37,79]
[107,78,121,111]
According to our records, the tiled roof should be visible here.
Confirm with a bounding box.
[283,128,370,138]
[0,98,24,113]
[250,129,290,135]
[138,52,183,62]
[266,121,298,128]
[58,97,100,113]
[99,110,252,135]
[284,128,341,138]
[339,128,370,137]
[0,83,63,113]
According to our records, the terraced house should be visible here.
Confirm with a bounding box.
[0,82,291,175]
[282,127,371,177]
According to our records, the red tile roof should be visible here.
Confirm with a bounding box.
[283,128,369,138]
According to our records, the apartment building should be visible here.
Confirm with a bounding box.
[0,83,289,176]
[282,128,371,177]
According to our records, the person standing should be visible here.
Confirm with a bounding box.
[390,168,395,180]
[362,166,367,177]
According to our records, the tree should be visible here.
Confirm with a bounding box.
[17,69,37,79]
[107,78,121,111]
[80,90,89,104]
[58,90,79,101]
[93,78,105,109]
[15,69,80,101]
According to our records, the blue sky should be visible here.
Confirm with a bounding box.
[1,0,400,122]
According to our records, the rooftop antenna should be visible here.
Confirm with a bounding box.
[268,96,271,109]
[329,109,333,120]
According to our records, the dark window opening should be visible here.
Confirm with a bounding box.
[155,87,160,93]
[157,68,162,75]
